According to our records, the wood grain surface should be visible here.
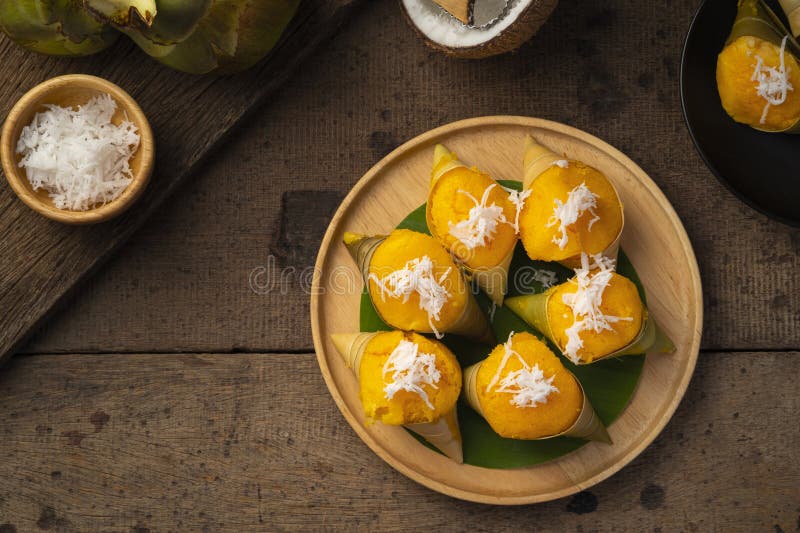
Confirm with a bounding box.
[0,0,362,363]
[0,352,795,531]
[311,116,702,503]
[0,0,796,528]
[21,0,798,356]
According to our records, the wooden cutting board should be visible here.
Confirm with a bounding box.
[0,0,361,364]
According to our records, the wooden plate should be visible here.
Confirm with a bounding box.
[310,116,702,504]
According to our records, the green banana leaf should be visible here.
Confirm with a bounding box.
[359,180,646,468]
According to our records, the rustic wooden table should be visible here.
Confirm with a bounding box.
[0,0,797,530]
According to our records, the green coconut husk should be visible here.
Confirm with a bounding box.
[504,280,674,365]
[0,0,119,56]
[330,331,464,463]
[84,0,299,74]
[343,231,495,344]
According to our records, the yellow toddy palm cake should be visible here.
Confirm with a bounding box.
[344,228,494,343]
[717,0,800,132]
[331,330,464,462]
[506,254,673,364]
[463,331,609,442]
[517,136,624,267]
[426,144,523,305]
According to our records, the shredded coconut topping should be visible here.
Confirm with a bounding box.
[561,254,633,364]
[16,94,140,211]
[751,35,794,125]
[448,184,508,250]
[502,185,532,234]
[382,339,441,410]
[547,182,600,250]
[485,332,559,408]
[369,256,451,339]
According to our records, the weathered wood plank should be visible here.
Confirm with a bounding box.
[22,0,799,356]
[0,351,795,530]
[0,0,363,364]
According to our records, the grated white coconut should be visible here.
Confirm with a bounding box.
[751,35,794,125]
[486,331,559,408]
[369,256,451,338]
[16,94,140,211]
[547,182,600,249]
[382,339,441,410]
[561,254,632,363]
[502,185,531,234]
[448,184,507,250]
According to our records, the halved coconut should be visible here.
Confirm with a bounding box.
[401,0,558,59]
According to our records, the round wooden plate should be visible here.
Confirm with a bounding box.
[310,116,702,504]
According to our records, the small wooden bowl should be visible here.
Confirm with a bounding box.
[0,74,154,225]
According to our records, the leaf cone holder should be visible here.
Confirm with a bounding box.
[726,0,800,133]
[462,361,611,443]
[330,332,464,463]
[504,288,675,365]
[780,0,800,37]
[426,144,515,306]
[521,136,624,267]
[343,232,495,344]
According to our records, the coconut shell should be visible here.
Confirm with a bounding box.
[400,0,559,59]
[462,360,611,443]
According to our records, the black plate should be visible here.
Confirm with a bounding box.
[681,0,800,227]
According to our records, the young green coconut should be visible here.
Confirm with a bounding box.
[0,0,119,56]
[86,0,300,74]
[401,0,558,59]
[0,0,299,74]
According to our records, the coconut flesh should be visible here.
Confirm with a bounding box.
[401,0,558,57]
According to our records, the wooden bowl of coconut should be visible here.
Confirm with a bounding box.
[1,74,154,225]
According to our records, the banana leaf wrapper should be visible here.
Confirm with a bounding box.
[779,0,800,37]
[331,332,464,463]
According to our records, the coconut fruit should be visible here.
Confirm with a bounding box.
[401,0,558,59]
